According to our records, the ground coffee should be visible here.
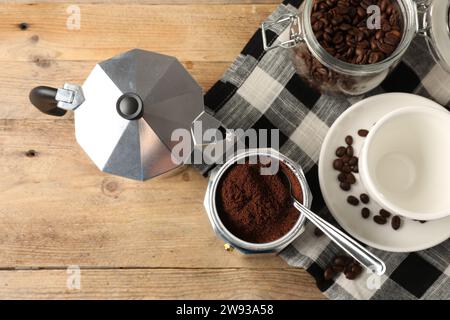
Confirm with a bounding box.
[217,159,303,243]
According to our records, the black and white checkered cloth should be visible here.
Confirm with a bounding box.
[201,0,450,299]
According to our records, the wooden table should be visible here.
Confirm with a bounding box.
[0,0,323,299]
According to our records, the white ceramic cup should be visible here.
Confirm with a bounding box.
[360,106,450,221]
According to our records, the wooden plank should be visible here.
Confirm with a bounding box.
[0,60,229,120]
[0,119,292,268]
[0,268,324,299]
[0,3,277,62]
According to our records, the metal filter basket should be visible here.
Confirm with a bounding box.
[203,148,312,254]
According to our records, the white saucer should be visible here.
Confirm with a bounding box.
[318,93,450,252]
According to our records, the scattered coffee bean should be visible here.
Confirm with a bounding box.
[333,265,345,273]
[334,255,352,266]
[324,266,335,280]
[361,207,370,219]
[340,182,351,191]
[373,215,387,225]
[324,254,362,281]
[333,158,344,170]
[348,156,358,166]
[346,146,354,157]
[347,195,359,206]
[350,262,362,274]
[344,260,363,280]
[346,173,356,184]
[333,135,361,193]
[345,135,353,145]
[360,193,369,204]
[391,215,401,230]
[336,146,346,157]
[342,155,351,163]
[342,165,352,173]
[314,227,324,237]
[379,209,391,218]
[345,270,357,280]
[338,172,347,183]
[358,129,369,137]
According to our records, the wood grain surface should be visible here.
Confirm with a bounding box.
[0,0,324,299]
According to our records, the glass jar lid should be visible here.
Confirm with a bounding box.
[422,0,450,72]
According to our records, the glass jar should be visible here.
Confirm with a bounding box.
[262,0,450,96]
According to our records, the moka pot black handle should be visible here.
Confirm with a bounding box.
[29,86,67,117]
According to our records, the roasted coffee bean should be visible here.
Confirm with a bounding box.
[323,32,333,43]
[384,31,401,46]
[313,20,324,32]
[357,6,366,17]
[351,164,359,173]
[336,146,346,157]
[356,40,370,49]
[311,0,403,65]
[391,215,401,230]
[379,209,391,218]
[334,255,352,266]
[348,156,358,166]
[386,4,394,15]
[350,262,363,275]
[387,29,401,38]
[342,165,352,173]
[333,32,345,44]
[333,265,345,273]
[346,146,354,157]
[331,16,344,26]
[340,23,352,31]
[346,173,356,184]
[344,264,360,279]
[373,215,387,225]
[375,30,384,40]
[370,38,378,50]
[314,227,324,237]
[324,267,335,280]
[333,158,344,170]
[381,20,391,32]
[345,271,357,280]
[345,135,353,145]
[315,30,324,41]
[380,0,389,11]
[360,193,370,204]
[341,154,351,163]
[377,41,395,55]
[340,182,351,191]
[369,51,385,64]
[361,207,370,219]
[347,195,359,206]
[358,129,369,137]
[326,254,362,281]
[355,51,365,64]
[338,172,347,183]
